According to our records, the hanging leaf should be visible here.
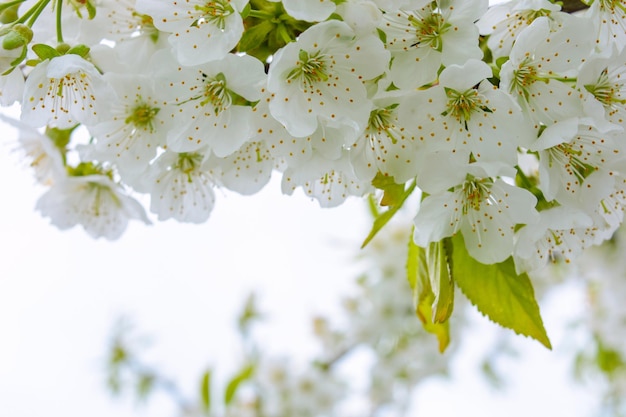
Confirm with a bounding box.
[426,239,455,323]
[451,234,552,349]
[407,234,451,352]
[362,178,416,248]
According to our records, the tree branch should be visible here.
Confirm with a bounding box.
[560,0,589,13]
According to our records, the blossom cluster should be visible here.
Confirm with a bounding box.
[1,0,625,272]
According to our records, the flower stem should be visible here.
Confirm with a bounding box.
[246,9,274,19]
[55,0,63,43]
[17,0,50,27]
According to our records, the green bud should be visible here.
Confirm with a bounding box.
[2,24,33,50]
[56,43,71,55]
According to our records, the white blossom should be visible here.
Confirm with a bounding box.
[500,16,594,126]
[146,150,216,223]
[22,54,111,129]
[379,0,487,90]
[136,0,248,66]
[268,20,389,139]
[36,174,150,240]
[282,148,373,208]
[514,206,598,273]
[414,164,538,264]
[208,140,274,195]
[154,51,266,156]
[476,0,562,59]
[585,0,626,52]
[269,0,336,22]
[530,118,624,213]
[578,46,626,131]
[87,73,171,175]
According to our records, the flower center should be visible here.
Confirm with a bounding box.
[194,0,235,30]
[547,143,597,184]
[287,49,329,86]
[461,178,493,214]
[201,72,232,114]
[125,100,160,132]
[518,8,553,24]
[442,88,490,129]
[174,152,203,182]
[130,12,159,42]
[599,0,626,14]
[585,68,626,109]
[367,105,399,143]
[408,11,450,50]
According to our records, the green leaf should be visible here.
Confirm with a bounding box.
[224,364,254,405]
[31,43,60,60]
[371,172,405,207]
[361,179,416,248]
[426,239,454,323]
[407,234,451,352]
[237,20,274,53]
[200,370,211,414]
[451,233,552,349]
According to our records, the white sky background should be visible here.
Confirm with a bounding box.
[0,0,608,415]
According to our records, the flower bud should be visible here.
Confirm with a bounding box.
[55,42,70,55]
[2,24,33,50]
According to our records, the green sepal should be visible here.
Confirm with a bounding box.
[224,363,255,405]
[200,370,212,415]
[407,235,450,352]
[327,12,344,21]
[240,2,251,18]
[361,178,416,248]
[451,233,552,349]
[7,44,27,68]
[31,43,61,60]
[376,28,387,44]
[85,0,97,19]
[67,44,90,57]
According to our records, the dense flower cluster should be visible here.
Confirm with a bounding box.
[1,0,625,273]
